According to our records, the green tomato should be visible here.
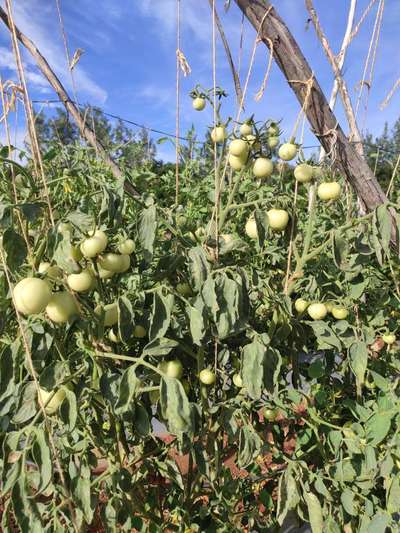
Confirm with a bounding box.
[295,298,308,313]
[232,373,243,388]
[294,163,313,183]
[220,234,234,245]
[199,368,216,385]
[38,387,66,414]
[98,253,130,273]
[118,239,135,255]
[267,209,289,231]
[243,134,259,149]
[14,278,52,315]
[210,126,226,143]
[267,136,280,149]
[325,301,334,313]
[268,124,279,136]
[46,292,78,323]
[95,302,118,327]
[229,138,249,158]
[149,389,160,404]
[278,143,297,161]
[228,153,247,171]
[317,182,341,201]
[57,222,72,234]
[312,166,323,179]
[253,157,273,179]
[163,359,184,379]
[240,122,252,136]
[245,218,258,239]
[38,262,63,280]
[192,97,206,111]
[382,333,396,345]
[307,303,327,320]
[70,245,83,262]
[81,236,106,258]
[263,407,278,422]
[133,325,147,338]
[97,265,115,279]
[108,329,120,343]
[331,307,349,320]
[67,270,93,292]
[176,282,192,296]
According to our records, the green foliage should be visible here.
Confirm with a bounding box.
[1,99,400,532]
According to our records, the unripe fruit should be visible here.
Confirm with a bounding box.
[244,134,259,148]
[38,262,63,280]
[118,239,135,255]
[220,234,234,245]
[98,253,130,273]
[325,302,334,313]
[67,270,93,292]
[240,122,252,136]
[95,302,118,327]
[199,368,216,385]
[294,163,313,183]
[307,303,327,320]
[382,333,396,345]
[176,282,192,296]
[14,278,52,315]
[46,292,78,323]
[267,209,289,231]
[313,166,323,179]
[229,154,247,170]
[211,126,226,143]
[263,407,278,422]
[108,329,120,343]
[295,298,308,313]
[70,245,83,262]
[278,143,297,161]
[331,307,349,320]
[81,236,106,258]
[97,265,114,279]
[58,222,72,234]
[245,218,258,239]
[268,124,279,136]
[38,387,66,414]
[233,373,243,388]
[317,182,341,201]
[133,325,147,338]
[253,157,273,179]
[229,139,249,158]
[268,136,279,149]
[160,360,183,379]
[192,97,206,111]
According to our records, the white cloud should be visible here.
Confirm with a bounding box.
[0,0,107,103]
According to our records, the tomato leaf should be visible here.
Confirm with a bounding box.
[304,491,323,533]
[32,428,52,494]
[138,203,157,264]
[60,387,78,432]
[160,376,193,434]
[118,295,135,343]
[188,246,209,291]
[349,341,368,389]
[115,365,139,414]
[365,411,393,445]
[149,290,174,340]
[3,228,27,270]
[242,339,266,399]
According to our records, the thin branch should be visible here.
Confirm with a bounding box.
[305,0,363,155]
[208,0,243,106]
[0,6,140,200]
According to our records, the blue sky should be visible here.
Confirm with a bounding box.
[0,0,399,161]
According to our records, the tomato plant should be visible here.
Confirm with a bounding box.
[0,85,400,533]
